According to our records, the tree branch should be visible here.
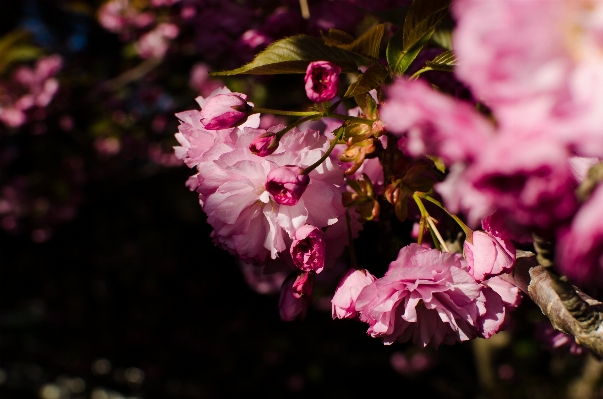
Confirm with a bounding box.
[502,252,603,357]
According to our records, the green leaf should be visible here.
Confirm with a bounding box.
[431,29,453,50]
[321,29,354,46]
[323,24,385,61]
[354,92,378,120]
[387,27,433,76]
[403,0,450,49]
[425,50,456,72]
[212,35,358,76]
[344,64,388,98]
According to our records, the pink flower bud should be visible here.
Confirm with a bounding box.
[279,273,312,321]
[266,166,310,206]
[290,225,326,273]
[249,132,278,156]
[292,271,315,298]
[331,268,376,319]
[304,61,341,103]
[200,93,252,130]
[464,230,515,282]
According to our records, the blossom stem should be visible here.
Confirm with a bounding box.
[415,192,473,239]
[301,126,345,175]
[427,216,450,252]
[273,115,315,142]
[412,193,450,252]
[409,67,433,80]
[345,209,358,269]
[326,113,374,125]
[412,193,428,246]
[251,107,321,117]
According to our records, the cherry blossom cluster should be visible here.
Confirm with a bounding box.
[0,55,63,128]
[172,0,603,352]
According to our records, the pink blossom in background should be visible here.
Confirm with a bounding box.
[380,78,492,164]
[0,55,63,128]
[468,134,577,232]
[464,213,515,282]
[558,183,603,285]
[98,0,154,34]
[200,92,252,130]
[331,268,376,319]
[234,29,272,63]
[150,0,180,7]
[290,225,326,273]
[453,0,603,158]
[189,63,223,98]
[266,166,310,206]
[135,23,179,59]
[536,322,584,356]
[355,244,482,347]
[304,61,341,103]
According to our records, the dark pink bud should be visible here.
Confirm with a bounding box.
[279,273,312,321]
[304,61,341,103]
[200,93,252,130]
[266,166,310,206]
[249,132,279,156]
[291,271,315,298]
[290,225,326,273]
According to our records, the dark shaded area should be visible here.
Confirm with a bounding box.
[1,167,481,398]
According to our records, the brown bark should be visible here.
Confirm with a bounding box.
[502,252,603,357]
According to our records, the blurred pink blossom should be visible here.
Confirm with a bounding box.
[0,55,63,128]
[135,23,179,59]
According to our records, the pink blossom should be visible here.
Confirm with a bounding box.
[292,271,315,298]
[197,126,345,263]
[249,131,278,157]
[98,0,154,33]
[0,55,63,128]
[304,61,341,103]
[279,274,311,321]
[536,322,584,356]
[266,166,310,206]
[290,225,326,273]
[331,268,376,319]
[468,135,577,231]
[476,275,521,339]
[189,63,223,97]
[380,78,493,164]
[453,0,603,157]
[465,214,516,282]
[558,183,603,285]
[150,0,180,7]
[174,87,259,170]
[355,244,482,347]
[135,23,179,59]
[200,93,252,130]
[235,29,272,62]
